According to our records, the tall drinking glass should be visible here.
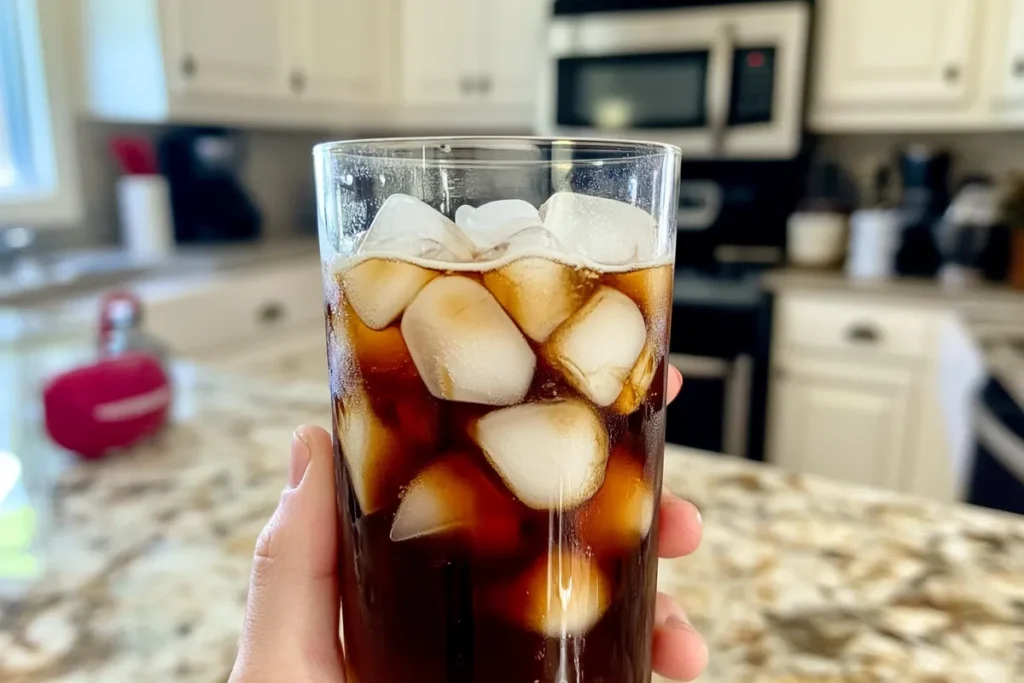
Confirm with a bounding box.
[314,137,681,683]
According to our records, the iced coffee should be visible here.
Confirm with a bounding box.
[316,139,680,683]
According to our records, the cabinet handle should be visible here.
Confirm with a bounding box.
[1014,58,1024,79]
[845,322,881,345]
[257,301,285,325]
[290,71,306,94]
[943,64,960,83]
[181,54,197,78]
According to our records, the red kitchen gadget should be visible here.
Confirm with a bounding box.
[42,353,171,460]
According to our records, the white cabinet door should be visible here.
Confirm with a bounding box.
[769,359,916,490]
[162,0,291,98]
[991,0,1024,106]
[399,0,475,105]
[291,0,391,104]
[814,0,978,109]
[479,0,546,106]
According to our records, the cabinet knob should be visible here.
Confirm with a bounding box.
[478,75,492,95]
[257,301,285,325]
[943,64,960,83]
[181,55,197,78]
[290,71,306,94]
[1014,58,1024,78]
[845,323,881,345]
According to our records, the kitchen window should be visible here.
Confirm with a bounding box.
[0,0,80,226]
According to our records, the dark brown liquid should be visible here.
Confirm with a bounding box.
[328,261,672,683]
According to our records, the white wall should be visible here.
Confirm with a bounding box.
[49,121,329,250]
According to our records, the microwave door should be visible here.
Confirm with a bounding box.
[547,51,716,156]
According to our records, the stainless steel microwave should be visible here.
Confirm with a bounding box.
[538,1,811,159]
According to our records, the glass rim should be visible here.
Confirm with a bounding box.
[312,136,682,167]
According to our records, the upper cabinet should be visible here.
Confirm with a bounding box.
[814,0,977,109]
[81,0,392,127]
[989,0,1024,108]
[79,0,546,130]
[393,0,547,130]
[291,0,393,106]
[162,0,291,100]
[480,0,549,107]
[399,0,475,106]
[810,0,1024,131]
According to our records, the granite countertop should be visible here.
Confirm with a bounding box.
[0,356,1021,683]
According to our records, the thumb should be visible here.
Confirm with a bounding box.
[230,424,345,682]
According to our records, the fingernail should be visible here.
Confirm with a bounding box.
[695,508,703,526]
[288,429,312,488]
[666,615,692,631]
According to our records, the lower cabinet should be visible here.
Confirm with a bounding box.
[769,358,916,489]
[767,292,954,500]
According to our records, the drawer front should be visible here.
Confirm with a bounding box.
[776,296,933,359]
[147,262,324,356]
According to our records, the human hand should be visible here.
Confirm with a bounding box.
[230,366,706,682]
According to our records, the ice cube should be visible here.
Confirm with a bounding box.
[539,192,659,266]
[482,257,596,342]
[577,448,655,555]
[472,400,609,510]
[475,225,568,263]
[401,276,536,406]
[391,453,520,553]
[544,287,647,407]
[334,389,406,515]
[341,258,438,330]
[611,342,659,415]
[608,264,674,321]
[455,199,542,250]
[491,550,611,636]
[359,193,476,262]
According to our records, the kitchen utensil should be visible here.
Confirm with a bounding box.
[110,136,158,176]
[117,175,174,259]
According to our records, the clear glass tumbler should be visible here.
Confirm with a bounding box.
[314,137,681,683]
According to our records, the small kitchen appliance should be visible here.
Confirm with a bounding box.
[158,127,262,244]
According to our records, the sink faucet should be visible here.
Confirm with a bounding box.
[0,227,36,277]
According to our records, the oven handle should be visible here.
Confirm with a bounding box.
[708,22,736,155]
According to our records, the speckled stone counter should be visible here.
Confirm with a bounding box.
[1,365,1023,683]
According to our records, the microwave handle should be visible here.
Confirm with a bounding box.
[709,23,736,155]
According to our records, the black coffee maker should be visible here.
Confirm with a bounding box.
[894,145,951,277]
[158,127,262,244]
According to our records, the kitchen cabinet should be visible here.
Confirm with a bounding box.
[399,0,474,106]
[812,0,977,114]
[394,0,546,129]
[162,0,291,100]
[767,293,954,501]
[809,0,1024,131]
[80,0,542,130]
[292,0,393,105]
[990,0,1024,108]
[770,358,914,489]
[80,0,391,127]
[143,260,324,358]
[479,0,549,107]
